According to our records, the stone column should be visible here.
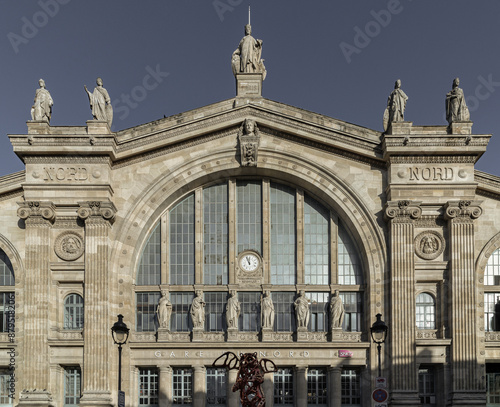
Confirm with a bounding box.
[328,367,342,407]
[17,201,55,406]
[445,200,485,405]
[263,373,274,407]
[159,366,172,407]
[77,201,116,406]
[193,366,206,407]
[227,369,239,407]
[385,200,422,406]
[296,366,308,407]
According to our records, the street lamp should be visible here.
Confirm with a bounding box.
[111,314,130,392]
[370,313,388,378]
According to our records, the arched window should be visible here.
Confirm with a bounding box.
[0,250,14,333]
[64,294,84,330]
[485,248,500,331]
[416,293,435,329]
[135,180,364,334]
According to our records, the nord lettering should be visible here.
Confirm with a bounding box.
[43,167,89,181]
[408,167,454,181]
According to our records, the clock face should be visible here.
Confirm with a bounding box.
[240,253,259,272]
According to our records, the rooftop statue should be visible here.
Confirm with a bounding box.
[84,77,113,127]
[232,23,266,80]
[31,79,53,123]
[383,79,408,132]
[446,77,470,125]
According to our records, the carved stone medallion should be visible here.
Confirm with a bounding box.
[55,231,84,261]
[414,230,445,260]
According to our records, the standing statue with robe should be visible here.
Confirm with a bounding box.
[84,77,113,126]
[446,77,470,125]
[294,291,310,328]
[156,290,172,329]
[31,79,53,123]
[190,290,206,329]
[383,79,408,132]
[232,24,266,79]
[261,291,275,329]
[226,291,241,328]
[330,290,345,329]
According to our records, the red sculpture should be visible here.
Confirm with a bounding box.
[213,352,277,407]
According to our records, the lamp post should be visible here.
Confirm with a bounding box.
[111,314,130,393]
[370,313,388,378]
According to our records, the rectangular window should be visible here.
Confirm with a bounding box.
[485,293,500,331]
[237,181,262,254]
[170,194,195,285]
[272,292,295,332]
[0,293,14,333]
[271,183,296,285]
[274,368,294,406]
[487,364,500,405]
[0,251,14,286]
[239,292,260,332]
[307,368,327,406]
[341,368,361,406]
[136,292,161,332]
[418,367,436,406]
[171,292,194,332]
[137,224,161,285]
[205,292,226,332]
[308,292,329,332]
[0,370,13,406]
[304,196,329,285]
[206,367,226,406]
[64,367,81,406]
[173,368,193,406]
[139,368,159,407]
[340,292,362,332]
[204,184,228,285]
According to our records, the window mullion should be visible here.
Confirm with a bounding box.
[296,189,304,285]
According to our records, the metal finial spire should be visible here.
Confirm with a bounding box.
[248,6,250,25]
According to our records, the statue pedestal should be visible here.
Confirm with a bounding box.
[157,328,171,342]
[296,327,309,342]
[192,327,205,342]
[235,73,263,99]
[18,390,54,407]
[27,120,50,135]
[86,120,112,135]
[227,327,239,342]
[449,121,473,135]
[330,327,344,342]
[387,121,412,135]
[261,327,273,342]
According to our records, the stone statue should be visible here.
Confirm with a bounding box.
[294,290,310,328]
[226,291,241,328]
[190,290,206,329]
[330,290,345,329]
[84,77,113,126]
[383,79,408,131]
[261,291,275,329]
[238,119,260,167]
[31,79,53,122]
[232,24,266,79]
[446,77,470,125]
[156,290,172,329]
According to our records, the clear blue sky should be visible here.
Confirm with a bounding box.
[1,0,499,176]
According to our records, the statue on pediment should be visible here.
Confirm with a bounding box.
[232,24,266,79]
[330,290,345,329]
[226,290,240,328]
[157,290,172,329]
[190,290,206,329]
[383,79,408,132]
[294,290,310,328]
[446,77,470,125]
[84,77,113,126]
[31,79,53,122]
[261,290,274,329]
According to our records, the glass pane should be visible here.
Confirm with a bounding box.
[304,196,329,285]
[338,225,362,285]
[170,195,195,285]
[136,292,161,332]
[237,181,262,254]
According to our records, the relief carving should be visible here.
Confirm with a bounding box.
[414,230,445,260]
[238,119,260,166]
[54,231,84,261]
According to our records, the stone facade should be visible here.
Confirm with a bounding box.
[0,74,499,407]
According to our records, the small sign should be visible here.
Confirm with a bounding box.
[374,404,388,407]
[338,349,353,358]
[372,388,388,403]
[375,376,387,388]
[118,391,125,407]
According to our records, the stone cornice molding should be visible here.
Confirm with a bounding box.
[384,200,422,222]
[77,201,116,223]
[17,200,56,223]
[444,200,482,221]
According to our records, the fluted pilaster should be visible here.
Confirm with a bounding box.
[78,201,116,406]
[17,201,55,406]
[385,200,422,406]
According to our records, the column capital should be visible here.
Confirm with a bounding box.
[444,200,482,221]
[384,200,422,222]
[77,200,116,223]
[17,201,56,223]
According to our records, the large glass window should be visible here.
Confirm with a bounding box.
[341,368,361,406]
[485,293,500,332]
[338,228,363,285]
[418,367,436,406]
[304,196,329,285]
[416,293,436,330]
[0,370,13,406]
[271,183,296,285]
[340,292,362,332]
[0,293,14,333]
[139,368,159,407]
[173,368,193,406]
[206,367,226,406]
[205,292,226,332]
[274,368,294,406]
[171,292,194,332]
[137,224,161,286]
[272,292,295,332]
[64,367,81,406]
[307,368,327,406]
[237,181,262,254]
[308,292,329,332]
[239,292,260,332]
[487,364,500,406]
[485,249,500,286]
[170,194,195,285]
[64,294,84,330]
[0,251,14,287]
[136,292,161,332]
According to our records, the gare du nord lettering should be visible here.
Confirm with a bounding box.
[408,166,454,181]
[43,167,89,181]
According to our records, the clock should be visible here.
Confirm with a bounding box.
[239,252,260,272]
